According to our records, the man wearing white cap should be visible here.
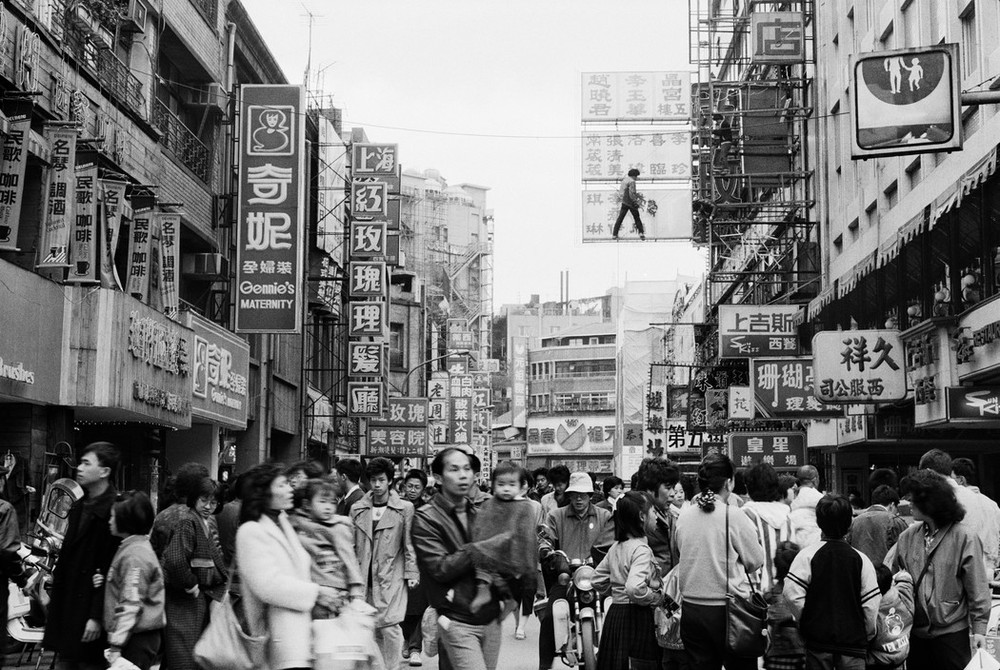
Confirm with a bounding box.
[537,472,613,670]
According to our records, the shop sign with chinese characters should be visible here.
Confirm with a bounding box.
[350,180,388,219]
[813,330,906,403]
[451,396,473,444]
[581,186,692,242]
[349,221,387,259]
[511,337,528,428]
[352,143,398,176]
[347,381,384,417]
[526,415,616,456]
[751,357,842,418]
[348,261,386,298]
[367,426,428,458]
[903,323,956,427]
[955,294,1000,381]
[185,311,250,429]
[0,106,31,250]
[348,342,385,377]
[645,384,667,452]
[235,85,306,333]
[374,398,428,427]
[581,72,691,122]
[718,304,802,358]
[348,301,386,338]
[581,129,691,181]
[728,432,806,470]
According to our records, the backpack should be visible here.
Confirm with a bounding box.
[868,591,912,666]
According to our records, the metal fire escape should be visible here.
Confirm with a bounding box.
[689,0,819,347]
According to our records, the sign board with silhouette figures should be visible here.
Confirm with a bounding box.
[851,44,961,158]
[582,186,692,242]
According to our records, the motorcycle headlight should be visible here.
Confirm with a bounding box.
[573,565,596,591]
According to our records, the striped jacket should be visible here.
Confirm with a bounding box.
[742,501,792,591]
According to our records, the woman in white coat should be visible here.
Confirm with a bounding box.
[236,463,342,670]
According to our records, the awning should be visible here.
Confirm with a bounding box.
[807,282,837,320]
[837,250,877,298]
[929,147,997,229]
[877,208,927,267]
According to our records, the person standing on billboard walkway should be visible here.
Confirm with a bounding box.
[612,168,646,241]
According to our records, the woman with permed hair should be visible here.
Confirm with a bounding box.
[891,469,990,670]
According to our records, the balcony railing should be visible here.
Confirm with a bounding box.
[63,22,146,121]
[152,99,211,183]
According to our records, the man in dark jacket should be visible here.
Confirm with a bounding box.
[412,448,502,670]
[612,168,645,240]
[336,458,365,516]
[44,442,123,670]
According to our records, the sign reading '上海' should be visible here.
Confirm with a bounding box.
[235,85,306,333]
[813,330,907,403]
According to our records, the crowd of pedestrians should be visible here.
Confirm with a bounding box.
[17,441,1000,670]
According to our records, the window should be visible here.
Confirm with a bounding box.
[961,5,979,78]
[905,157,922,189]
[389,323,405,369]
[879,22,894,50]
[883,180,898,210]
[901,0,919,47]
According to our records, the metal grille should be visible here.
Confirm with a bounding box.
[152,98,211,183]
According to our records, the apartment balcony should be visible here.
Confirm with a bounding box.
[63,22,147,121]
[152,99,211,183]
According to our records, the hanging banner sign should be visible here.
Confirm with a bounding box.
[352,143,398,176]
[235,84,306,333]
[66,162,99,284]
[0,110,31,250]
[428,371,449,400]
[372,397,428,427]
[718,304,802,357]
[348,261,387,298]
[751,357,843,418]
[348,301,386,338]
[581,186,693,242]
[347,381,384,417]
[581,71,691,122]
[99,180,127,289]
[451,396,473,444]
[38,125,77,267]
[126,210,152,302]
[158,213,180,319]
[368,426,428,458]
[581,129,691,182]
[511,336,528,428]
[813,330,907,403]
[349,220,388,259]
[348,342,385,377]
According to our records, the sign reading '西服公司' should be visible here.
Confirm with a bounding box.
[813,330,907,403]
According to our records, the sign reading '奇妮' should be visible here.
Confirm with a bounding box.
[235,85,306,333]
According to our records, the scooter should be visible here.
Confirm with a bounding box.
[546,550,603,670]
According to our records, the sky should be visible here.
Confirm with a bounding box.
[241,0,707,307]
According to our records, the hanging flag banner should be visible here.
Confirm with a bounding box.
[126,209,153,302]
[99,180,127,289]
[66,161,99,284]
[235,84,306,333]
[158,213,180,319]
[0,105,32,250]
[38,125,77,267]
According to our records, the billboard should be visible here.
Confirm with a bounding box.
[526,415,616,455]
[813,330,907,403]
[718,304,802,358]
[751,357,842,418]
[582,186,692,242]
[581,72,691,122]
[729,432,806,470]
[750,12,806,64]
[851,44,961,158]
[235,85,306,333]
[581,129,691,181]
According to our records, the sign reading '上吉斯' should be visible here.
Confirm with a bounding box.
[719,305,802,358]
[813,330,907,403]
[235,85,306,333]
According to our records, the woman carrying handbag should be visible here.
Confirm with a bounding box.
[672,454,765,670]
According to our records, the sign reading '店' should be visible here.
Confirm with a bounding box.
[235,85,306,333]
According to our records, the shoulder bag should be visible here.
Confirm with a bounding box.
[193,566,268,670]
[724,504,769,658]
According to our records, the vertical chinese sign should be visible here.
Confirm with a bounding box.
[158,213,180,319]
[38,124,78,268]
[0,102,32,250]
[235,85,305,333]
[99,180,127,289]
[511,337,528,428]
[66,160,98,284]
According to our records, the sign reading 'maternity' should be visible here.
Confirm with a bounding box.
[235,85,305,333]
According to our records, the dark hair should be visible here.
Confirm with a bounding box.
[335,458,363,484]
[404,469,428,488]
[869,468,898,492]
[952,457,977,485]
[630,472,639,489]
[875,564,893,596]
[186,477,218,508]
[174,462,211,505]
[898,475,913,498]
[778,474,797,499]
[602,476,624,497]
[112,491,155,535]
[469,453,482,475]
[431,447,471,477]
[627,168,640,178]
[613,491,647,542]
[240,463,286,524]
[365,457,395,481]
[492,461,528,486]
[636,458,680,495]
[286,460,324,480]
[871,484,900,507]
[294,478,339,509]
[745,462,781,502]
[907,469,966,527]
[816,494,853,539]
[547,465,571,486]
[697,453,734,496]
[796,465,819,487]
[773,540,800,581]
[82,442,121,477]
[532,468,549,482]
[680,476,695,501]
[732,469,748,495]
[228,471,249,503]
[918,448,953,476]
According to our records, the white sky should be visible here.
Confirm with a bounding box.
[241,0,707,307]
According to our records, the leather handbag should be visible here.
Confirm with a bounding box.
[193,571,268,670]
[724,505,768,658]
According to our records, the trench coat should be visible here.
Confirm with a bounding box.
[43,485,122,663]
[351,490,418,627]
[237,512,320,670]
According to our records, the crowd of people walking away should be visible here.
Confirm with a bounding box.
[19,439,1000,670]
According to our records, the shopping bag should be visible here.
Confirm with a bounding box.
[313,599,378,670]
[193,591,268,670]
[966,649,1000,670]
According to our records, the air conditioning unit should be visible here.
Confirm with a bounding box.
[120,0,148,33]
[181,253,228,280]
[183,83,227,114]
